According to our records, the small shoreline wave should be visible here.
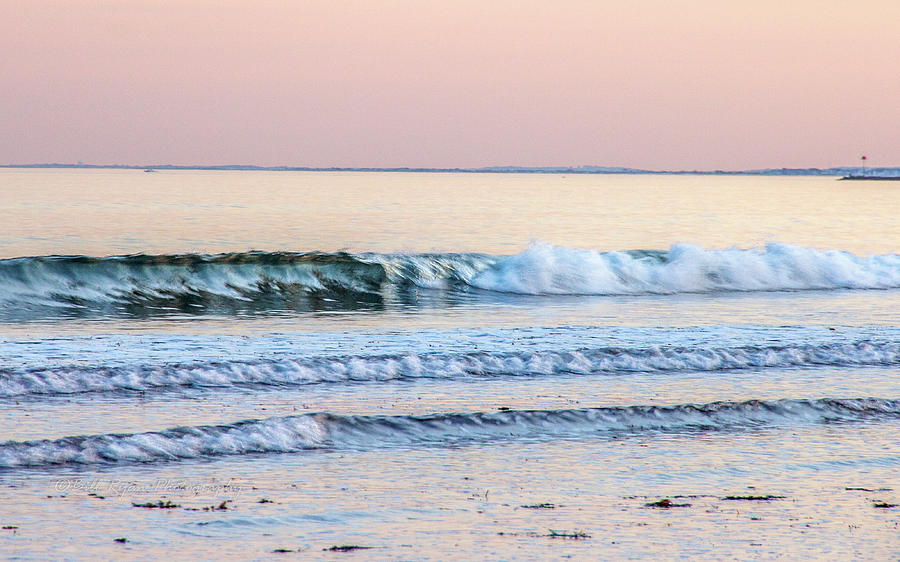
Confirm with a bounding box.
[2,340,898,398]
[2,397,898,469]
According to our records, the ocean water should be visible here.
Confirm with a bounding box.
[1,169,899,559]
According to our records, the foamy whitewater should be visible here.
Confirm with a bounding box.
[2,170,899,559]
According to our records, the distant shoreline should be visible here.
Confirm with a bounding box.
[2,163,899,177]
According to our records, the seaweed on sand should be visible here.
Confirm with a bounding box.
[644,498,691,508]
[132,500,180,509]
[324,545,373,552]
[722,495,784,501]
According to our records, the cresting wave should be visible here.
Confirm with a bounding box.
[1,243,899,315]
[2,398,898,469]
[3,341,899,398]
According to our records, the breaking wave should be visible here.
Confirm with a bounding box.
[467,242,900,295]
[3,340,899,398]
[2,398,898,468]
[1,243,899,317]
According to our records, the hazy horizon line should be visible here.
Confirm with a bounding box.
[3,163,897,176]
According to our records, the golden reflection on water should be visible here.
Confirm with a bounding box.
[1,168,898,258]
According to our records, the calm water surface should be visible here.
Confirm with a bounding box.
[2,168,899,257]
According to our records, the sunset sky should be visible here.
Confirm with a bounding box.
[3,0,899,169]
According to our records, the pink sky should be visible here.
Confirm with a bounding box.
[3,0,899,169]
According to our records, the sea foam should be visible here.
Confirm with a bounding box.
[3,340,898,398]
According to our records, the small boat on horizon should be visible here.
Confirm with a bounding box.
[144,168,156,173]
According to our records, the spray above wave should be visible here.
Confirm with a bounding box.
[2,398,899,469]
[1,243,899,317]
[4,340,899,398]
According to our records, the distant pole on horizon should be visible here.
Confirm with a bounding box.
[861,155,867,176]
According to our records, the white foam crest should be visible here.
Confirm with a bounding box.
[468,242,900,295]
[0,415,328,468]
[3,341,899,398]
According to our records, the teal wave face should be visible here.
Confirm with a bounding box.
[0,250,496,319]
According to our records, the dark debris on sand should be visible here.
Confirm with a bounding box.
[498,530,591,539]
[132,500,180,509]
[324,545,373,552]
[185,500,232,512]
[546,529,591,539]
[644,498,691,508]
[722,495,785,501]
